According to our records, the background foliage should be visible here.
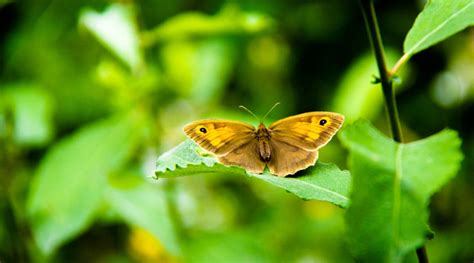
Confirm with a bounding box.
[0,0,473,262]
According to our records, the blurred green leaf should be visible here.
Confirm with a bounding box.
[184,232,274,263]
[404,0,474,57]
[143,4,274,44]
[0,84,54,147]
[155,140,351,208]
[79,3,144,71]
[27,113,143,255]
[160,38,236,104]
[105,174,181,255]
[339,120,463,262]
[331,49,407,122]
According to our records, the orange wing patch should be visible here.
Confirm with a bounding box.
[184,120,256,156]
[269,112,344,151]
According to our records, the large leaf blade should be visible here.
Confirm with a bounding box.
[27,113,143,255]
[339,120,462,262]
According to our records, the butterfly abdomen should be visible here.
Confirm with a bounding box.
[257,124,272,162]
[258,139,271,162]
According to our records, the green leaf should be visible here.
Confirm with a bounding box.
[27,113,143,255]
[160,38,237,104]
[0,84,54,147]
[105,173,181,255]
[339,120,463,262]
[184,231,274,263]
[155,140,351,208]
[404,0,474,57]
[79,3,144,71]
[143,4,273,43]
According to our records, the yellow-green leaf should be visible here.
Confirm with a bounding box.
[404,0,474,57]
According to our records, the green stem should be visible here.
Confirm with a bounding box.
[359,1,428,263]
[359,0,403,143]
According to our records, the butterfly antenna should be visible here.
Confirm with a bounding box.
[238,105,261,122]
[262,102,280,122]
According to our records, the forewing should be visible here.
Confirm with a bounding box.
[267,139,318,177]
[217,140,266,174]
[269,112,344,151]
[183,120,256,156]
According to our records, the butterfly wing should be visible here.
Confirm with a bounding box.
[217,140,266,174]
[267,140,318,176]
[269,112,344,151]
[183,120,256,156]
[184,119,265,173]
[267,112,344,177]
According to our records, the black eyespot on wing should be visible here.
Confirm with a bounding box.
[199,127,207,133]
[319,119,327,126]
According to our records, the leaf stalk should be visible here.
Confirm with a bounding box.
[390,52,410,76]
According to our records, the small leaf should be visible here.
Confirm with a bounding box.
[27,113,143,255]
[339,120,463,262]
[155,140,351,208]
[404,0,474,57]
[105,173,181,255]
[79,3,144,71]
[0,84,54,147]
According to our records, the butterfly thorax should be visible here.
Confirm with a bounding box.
[256,123,272,162]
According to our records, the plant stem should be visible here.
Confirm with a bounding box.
[416,246,429,263]
[359,1,428,263]
[359,0,403,143]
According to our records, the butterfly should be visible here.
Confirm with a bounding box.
[183,105,344,177]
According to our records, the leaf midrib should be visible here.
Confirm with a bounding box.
[391,143,403,259]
